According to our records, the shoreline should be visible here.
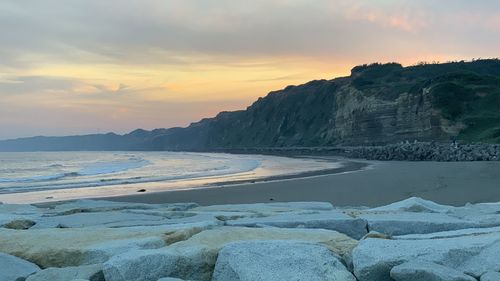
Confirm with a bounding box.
[0,154,362,204]
[2,152,500,207]
[104,159,500,207]
[97,159,371,205]
[201,159,370,187]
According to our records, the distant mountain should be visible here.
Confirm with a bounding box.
[2,59,500,152]
[0,129,168,152]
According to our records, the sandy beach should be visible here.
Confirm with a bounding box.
[107,160,500,207]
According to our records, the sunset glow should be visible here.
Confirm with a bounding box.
[1,0,499,139]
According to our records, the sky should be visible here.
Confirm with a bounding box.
[1,0,499,139]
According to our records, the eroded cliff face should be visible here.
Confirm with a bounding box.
[152,82,442,150]
[155,81,435,149]
[330,83,447,145]
[155,60,500,149]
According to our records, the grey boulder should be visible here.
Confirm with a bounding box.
[481,271,500,281]
[25,264,104,281]
[352,227,500,281]
[359,212,479,236]
[390,260,475,281]
[0,252,40,281]
[369,197,453,213]
[226,210,368,239]
[212,240,356,281]
[103,227,357,281]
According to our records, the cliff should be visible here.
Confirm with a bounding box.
[1,59,500,151]
[153,59,500,150]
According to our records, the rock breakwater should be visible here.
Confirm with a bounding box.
[1,197,500,280]
[344,142,500,161]
[214,142,500,161]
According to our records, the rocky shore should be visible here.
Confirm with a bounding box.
[1,197,500,280]
[343,142,500,161]
[211,142,500,161]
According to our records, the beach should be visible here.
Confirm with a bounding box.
[0,152,348,204]
[107,160,500,207]
[1,152,499,207]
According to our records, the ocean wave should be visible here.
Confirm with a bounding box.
[78,158,150,176]
[0,172,79,183]
[0,152,262,194]
[0,158,150,184]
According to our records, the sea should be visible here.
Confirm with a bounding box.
[0,151,342,203]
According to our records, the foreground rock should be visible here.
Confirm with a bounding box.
[350,197,500,236]
[353,226,500,281]
[0,252,40,281]
[0,221,218,267]
[103,227,357,281]
[481,271,500,281]
[213,240,356,281]
[390,260,475,281]
[3,197,500,281]
[25,264,104,281]
[359,212,480,236]
[225,210,368,239]
[369,197,453,213]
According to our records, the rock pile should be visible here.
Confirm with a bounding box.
[1,197,500,280]
[344,142,500,161]
[214,142,500,161]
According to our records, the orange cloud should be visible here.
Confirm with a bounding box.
[343,2,423,32]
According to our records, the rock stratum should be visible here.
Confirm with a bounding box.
[1,60,500,153]
[2,197,500,280]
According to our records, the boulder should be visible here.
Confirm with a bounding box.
[3,219,36,229]
[0,203,41,215]
[352,227,500,281]
[0,221,217,267]
[370,197,453,213]
[25,264,104,281]
[43,200,197,215]
[226,210,368,239]
[0,213,38,228]
[359,212,479,236]
[481,271,500,281]
[32,211,178,229]
[342,197,500,236]
[446,202,500,227]
[212,240,356,281]
[358,198,500,236]
[193,202,333,215]
[390,260,475,281]
[361,231,391,240]
[394,225,500,240]
[0,252,40,281]
[32,208,228,230]
[157,278,188,281]
[103,227,357,281]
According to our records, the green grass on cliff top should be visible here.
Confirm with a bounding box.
[351,60,500,143]
[429,73,500,143]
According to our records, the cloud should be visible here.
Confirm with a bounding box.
[0,76,80,94]
[0,0,498,75]
[0,0,500,138]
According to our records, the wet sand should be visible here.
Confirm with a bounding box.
[106,160,500,207]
